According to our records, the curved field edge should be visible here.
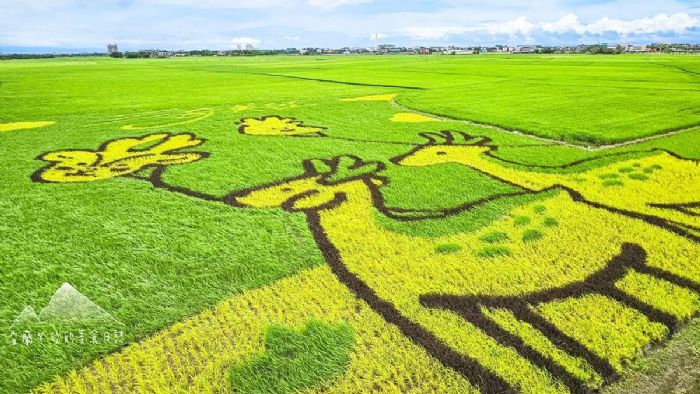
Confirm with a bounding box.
[393,94,700,148]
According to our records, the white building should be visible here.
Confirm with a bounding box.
[516,45,537,53]
[625,44,647,53]
[442,49,475,55]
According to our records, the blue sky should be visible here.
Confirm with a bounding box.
[1,0,699,52]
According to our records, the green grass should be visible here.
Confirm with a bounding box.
[396,55,700,145]
[476,245,512,258]
[522,229,544,242]
[479,231,510,243]
[435,243,462,254]
[603,318,700,394]
[628,173,649,181]
[513,215,532,226]
[543,217,559,227]
[1,54,699,393]
[229,319,354,394]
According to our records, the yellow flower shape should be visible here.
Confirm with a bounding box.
[238,116,326,137]
[390,113,438,123]
[33,133,207,183]
[340,94,396,102]
[0,121,55,133]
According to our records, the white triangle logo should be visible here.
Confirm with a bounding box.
[11,283,123,328]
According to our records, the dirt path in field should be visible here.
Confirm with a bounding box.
[390,98,700,152]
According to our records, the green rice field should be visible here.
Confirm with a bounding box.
[1,54,699,393]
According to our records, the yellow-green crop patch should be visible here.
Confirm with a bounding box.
[1,54,699,394]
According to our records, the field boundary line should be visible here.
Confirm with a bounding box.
[259,72,426,90]
[390,98,700,151]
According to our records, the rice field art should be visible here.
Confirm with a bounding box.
[2,55,700,394]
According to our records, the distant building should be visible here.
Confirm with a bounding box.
[107,43,118,54]
[625,44,647,53]
[516,45,537,53]
[377,44,405,54]
[442,49,475,55]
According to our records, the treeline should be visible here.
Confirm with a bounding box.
[538,44,699,55]
[583,45,624,55]
[1,49,295,61]
[109,49,294,58]
[0,53,105,60]
[649,43,699,53]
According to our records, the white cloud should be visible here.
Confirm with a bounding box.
[230,36,261,47]
[388,11,699,43]
[99,0,374,15]
[397,12,700,41]
[540,12,698,35]
[306,0,371,10]
[487,16,535,37]
[0,1,698,49]
[585,13,697,34]
[540,13,585,34]
[140,0,292,9]
[398,27,468,40]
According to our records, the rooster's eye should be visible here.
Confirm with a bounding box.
[436,151,447,156]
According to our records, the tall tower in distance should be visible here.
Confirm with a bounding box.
[107,43,118,54]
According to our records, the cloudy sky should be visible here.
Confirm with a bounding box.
[1,0,699,52]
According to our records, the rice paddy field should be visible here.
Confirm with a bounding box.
[1,54,699,393]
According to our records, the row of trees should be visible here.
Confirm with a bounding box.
[109,49,293,58]
[0,52,106,60]
[584,45,625,55]
[1,49,295,60]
